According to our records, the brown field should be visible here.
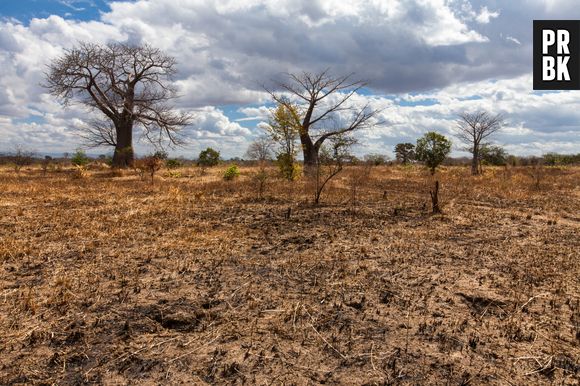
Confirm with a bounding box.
[0,164,579,385]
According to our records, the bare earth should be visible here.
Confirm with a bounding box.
[0,165,579,385]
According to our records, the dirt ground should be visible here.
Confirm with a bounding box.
[0,164,579,385]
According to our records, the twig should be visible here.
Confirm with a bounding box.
[167,334,221,364]
[520,293,550,312]
[303,305,347,360]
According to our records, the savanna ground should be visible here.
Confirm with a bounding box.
[0,163,579,385]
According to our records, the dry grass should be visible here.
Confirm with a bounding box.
[0,164,579,385]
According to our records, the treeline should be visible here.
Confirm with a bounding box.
[1,147,579,169]
[442,152,580,167]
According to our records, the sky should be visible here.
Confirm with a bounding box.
[0,0,579,158]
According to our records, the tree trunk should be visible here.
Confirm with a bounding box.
[301,131,319,176]
[112,120,134,168]
[430,180,441,214]
[471,147,479,175]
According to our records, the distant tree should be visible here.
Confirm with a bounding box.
[71,149,90,167]
[41,155,53,175]
[165,159,182,169]
[198,147,220,173]
[153,150,169,160]
[456,111,504,175]
[10,145,35,173]
[364,153,389,166]
[394,143,415,164]
[45,42,192,168]
[265,70,379,169]
[245,136,273,199]
[415,132,452,175]
[480,144,508,166]
[245,136,273,162]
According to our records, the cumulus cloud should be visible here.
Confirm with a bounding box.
[0,0,578,157]
[475,6,500,24]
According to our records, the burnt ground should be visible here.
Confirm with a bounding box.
[0,165,579,385]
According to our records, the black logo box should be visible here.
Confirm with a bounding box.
[533,20,580,90]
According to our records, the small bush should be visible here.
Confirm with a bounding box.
[165,159,182,169]
[167,170,182,178]
[223,164,240,180]
[11,145,35,173]
[252,168,270,199]
[276,153,301,180]
[71,165,88,179]
[71,149,90,167]
[134,155,163,182]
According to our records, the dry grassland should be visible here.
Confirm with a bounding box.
[0,164,579,385]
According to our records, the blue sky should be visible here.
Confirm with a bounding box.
[0,0,108,22]
[0,0,579,158]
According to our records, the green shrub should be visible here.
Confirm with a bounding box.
[71,149,90,167]
[276,153,301,180]
[198,147,220,167]
[223,164,240,180]
[167,170,182,178]
[165,159,182,169]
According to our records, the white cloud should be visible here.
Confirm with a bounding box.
[505,36,521,45]
[475,6,500,24]
[0,0,578,157]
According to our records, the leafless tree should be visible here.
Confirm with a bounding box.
[456,111,504,175]
[44,42,192,168]
[11,145,35,173]
[265,69,380,170]
[245,136,273,162]
[245,136,273,199]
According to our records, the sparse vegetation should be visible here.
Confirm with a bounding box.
[223,164,240,180]
[71,149,90,167]
[314,135,356,204]
[10,145,35,173]
[0,162,578,385]
[134,154,164,182]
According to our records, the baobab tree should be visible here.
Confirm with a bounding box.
[44,42,192,167]
[265,70,379,170]
[456,111,504,175]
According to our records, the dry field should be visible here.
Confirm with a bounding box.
[0,164,579,385]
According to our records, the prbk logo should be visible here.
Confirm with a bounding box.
[534,20,580,90]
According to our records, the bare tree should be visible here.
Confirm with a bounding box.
[11,145,35,173]
[245,136,273,200]
[44,42,192,168]
[245,136,273,162]
[265,69,379,170]
[456,111,504,175]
